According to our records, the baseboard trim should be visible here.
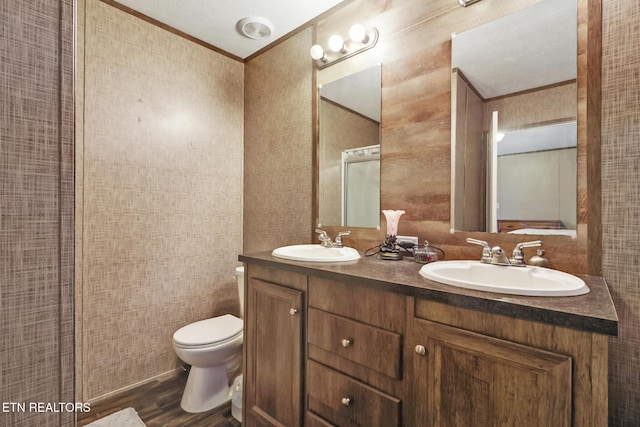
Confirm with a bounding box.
[88,368,182,404]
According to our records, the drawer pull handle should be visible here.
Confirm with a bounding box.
[415,345,427,356]
[341,338,352,348]
[289,308,298,316]
[341,397,352,407]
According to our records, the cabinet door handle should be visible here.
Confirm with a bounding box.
[341,397,352,407]
[341,338,352,348]
[415,344,427,356]
[289,308,298,316]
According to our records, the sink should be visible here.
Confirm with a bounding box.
[419,260,589,296]
[272,244,361,263]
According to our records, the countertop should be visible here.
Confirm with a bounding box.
[239,251,618,336]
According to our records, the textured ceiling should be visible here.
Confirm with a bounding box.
[113,0,345,59]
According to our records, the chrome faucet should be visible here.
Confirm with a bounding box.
[466,238,492,263]
[334,231,351,247]
[466,238,543,267]
[489,246,511,266]
[510,240,543,266]
[315,229,351,248]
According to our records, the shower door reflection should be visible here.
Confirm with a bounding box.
[342,145,380,228]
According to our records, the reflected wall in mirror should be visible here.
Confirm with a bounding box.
[318,64,381,228]
[451,0,577,236]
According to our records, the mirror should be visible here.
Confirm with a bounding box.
[318,65,382,228]
[451,0,577,236]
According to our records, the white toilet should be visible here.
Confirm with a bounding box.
[172,266,245,414]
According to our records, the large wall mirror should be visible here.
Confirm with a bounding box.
[451,0,578,237]
[318,64,382,228]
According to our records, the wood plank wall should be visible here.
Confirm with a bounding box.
[312,0,600,275]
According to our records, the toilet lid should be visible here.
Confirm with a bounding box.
[173,314,243,347]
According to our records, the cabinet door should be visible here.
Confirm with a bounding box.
[245,277,304,427]
[406,318,572,427]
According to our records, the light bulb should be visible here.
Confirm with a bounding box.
[328,35,346,53]
[349,24,368,43]
[309,44,326,61]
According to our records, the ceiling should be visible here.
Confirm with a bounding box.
[113,0,345,59]
[113,0,576,100]
[452,0,576,99]
[320,65,381,122]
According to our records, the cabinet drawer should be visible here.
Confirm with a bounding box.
[306,412,336,427]
[308,277,404,332]
[307,360,400,427]
[308,308,402,379]
[247,263,307,291]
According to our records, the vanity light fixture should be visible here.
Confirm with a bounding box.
[310,44,327,62]
[458,0,483,7]
[328,35,347,53]
[310,24,379,69]
[349,24,369,43]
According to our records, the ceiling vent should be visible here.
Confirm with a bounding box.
[237,17,274,40]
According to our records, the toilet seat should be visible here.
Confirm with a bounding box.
[173,314,243,349]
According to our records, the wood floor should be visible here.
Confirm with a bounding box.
[77,370,242,427]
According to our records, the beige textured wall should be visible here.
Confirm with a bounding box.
[79,0,244,401]
[243,28,314,253]
[0,0,75,426]
[602,0,640,423]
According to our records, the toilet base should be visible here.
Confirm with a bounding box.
[180,366,231,413]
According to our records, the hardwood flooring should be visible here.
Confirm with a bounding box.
[77,371,241,427]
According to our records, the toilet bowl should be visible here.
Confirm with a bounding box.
[172,266,245,413]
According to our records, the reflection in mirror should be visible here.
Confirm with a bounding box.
[451,0,577,236]
[318,65,381,228]
[496,121,577,237]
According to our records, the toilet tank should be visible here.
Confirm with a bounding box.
[235,266,245,318]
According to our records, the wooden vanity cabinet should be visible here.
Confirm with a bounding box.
[241,259,611,427]
[405,298,609,427]
[243,264,306,427]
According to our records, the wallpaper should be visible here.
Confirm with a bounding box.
[0,0,75,425]
[78,0,244,400]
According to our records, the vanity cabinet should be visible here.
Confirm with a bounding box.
[240,255,615,427]
[243,264,306,427]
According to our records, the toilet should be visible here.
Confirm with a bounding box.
[172,266,245,415]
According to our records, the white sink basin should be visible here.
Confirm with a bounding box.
[419,260,589,297]
[272,244,361,263]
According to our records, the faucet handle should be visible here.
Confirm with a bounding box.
[315,229,332,246]
[466,238,492,263]
[334,231,351,247]
[511,240,543,265]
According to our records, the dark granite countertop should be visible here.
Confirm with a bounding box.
[239,251,618,336]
